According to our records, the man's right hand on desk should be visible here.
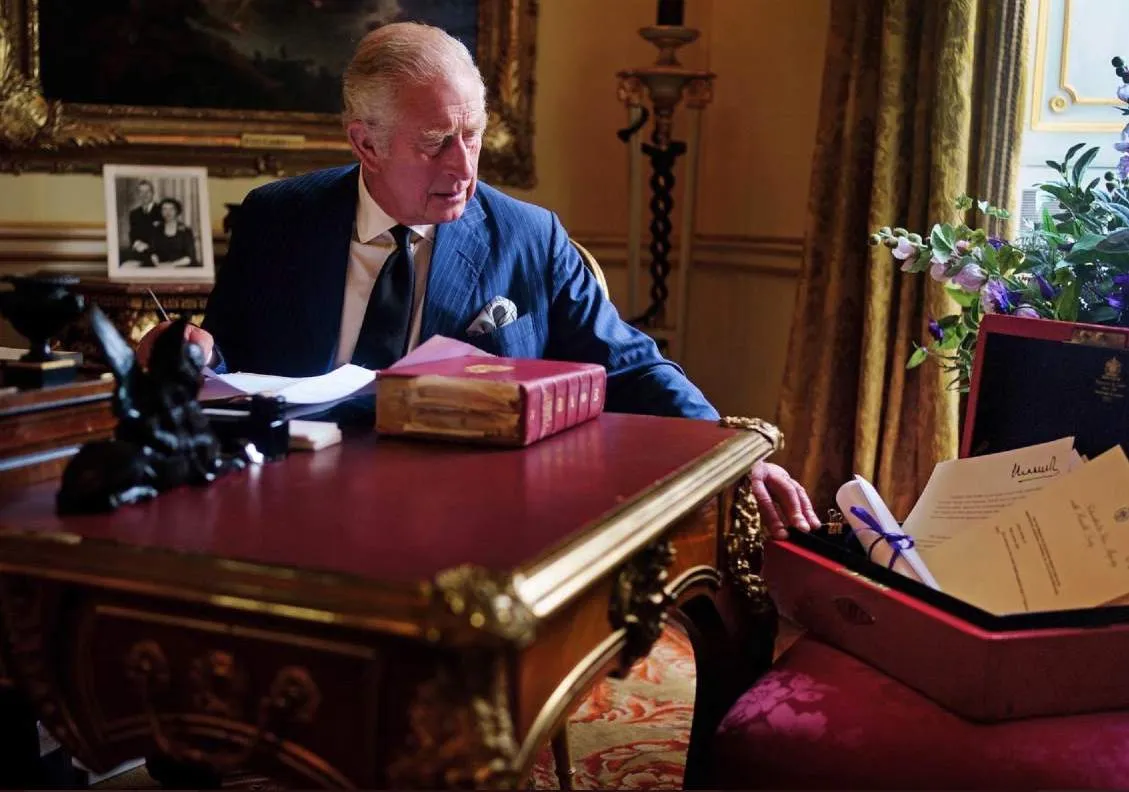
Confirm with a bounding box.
[137,322,216,369]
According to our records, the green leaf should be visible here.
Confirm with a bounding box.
[1085,304,1120,323]
[1055,279,1081,321]
[938,331,963,351]
[1096,228,1129,254]
[1108,203,1129,226]
[930,223,956,255]
[1041,183,1077,205]
[945,284,978,308]
[1046,159,1065,173]
[1064,233,1108,263]
[907,346,929,369]
[1041,206,1058,233]
[1065,142,1087,162]
[1072,146,1100,186]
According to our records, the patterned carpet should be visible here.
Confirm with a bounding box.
[528,626,696,790]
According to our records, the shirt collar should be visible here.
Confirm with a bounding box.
[356,168,435,244]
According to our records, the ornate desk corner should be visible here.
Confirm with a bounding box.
[427,564,538,647]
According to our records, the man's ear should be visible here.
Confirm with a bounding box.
[346,121,382,173]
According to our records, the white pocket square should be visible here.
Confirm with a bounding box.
[466,296,518,336]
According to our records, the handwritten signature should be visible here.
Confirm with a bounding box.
[1011,456,1059,479]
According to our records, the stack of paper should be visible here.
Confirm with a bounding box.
[197,335,493,407]
[838,437,1129,615]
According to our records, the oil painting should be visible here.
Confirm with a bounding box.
[0,0,536,185]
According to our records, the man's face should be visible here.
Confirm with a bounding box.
[138,184,153,205]
[364,72,486,225]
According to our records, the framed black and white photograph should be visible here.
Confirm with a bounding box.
[103,164,215,281]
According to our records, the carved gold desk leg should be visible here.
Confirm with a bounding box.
[681,471,778,790]
[550,727,574,791]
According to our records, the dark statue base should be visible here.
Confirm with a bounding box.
[1,357,80,390]
[55,308,253,516]
[204,394,290,462]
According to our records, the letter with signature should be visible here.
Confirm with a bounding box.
[924,446,1129,615]
[902,437,1078,554]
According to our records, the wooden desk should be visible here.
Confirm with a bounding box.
[0,413,780,789]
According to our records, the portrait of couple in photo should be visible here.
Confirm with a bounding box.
[104,164,215,281]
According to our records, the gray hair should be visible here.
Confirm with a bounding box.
[342,22,486,152]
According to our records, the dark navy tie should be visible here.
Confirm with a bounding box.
[351,224,415,370]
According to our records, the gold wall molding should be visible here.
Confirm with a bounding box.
[0,222,805,278]
[1030,0,1124,132]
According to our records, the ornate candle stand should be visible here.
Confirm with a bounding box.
[617,26,714,357]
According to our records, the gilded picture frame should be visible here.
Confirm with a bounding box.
[0,0,537,186]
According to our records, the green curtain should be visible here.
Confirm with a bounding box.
[776,0,1028,519]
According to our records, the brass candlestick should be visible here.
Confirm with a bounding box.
[617,25,714,353]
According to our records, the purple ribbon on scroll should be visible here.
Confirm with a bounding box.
[849,506,916,571]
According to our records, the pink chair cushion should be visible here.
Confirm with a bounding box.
[715,636,1129,789]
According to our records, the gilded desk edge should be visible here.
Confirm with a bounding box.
[0,419,781,648]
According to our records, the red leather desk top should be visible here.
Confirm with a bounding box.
[0,414,739,583]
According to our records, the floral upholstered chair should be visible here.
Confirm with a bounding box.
[714,612,1129,788]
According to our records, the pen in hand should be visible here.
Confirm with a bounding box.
[146,287,171,323]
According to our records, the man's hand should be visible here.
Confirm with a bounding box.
[136,321,215,369]
[749,461,821,539]
[132,240,149,253]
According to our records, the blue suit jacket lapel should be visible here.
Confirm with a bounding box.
[304,166,358,372]
[420,195,489,341]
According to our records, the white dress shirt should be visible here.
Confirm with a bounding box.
[334,170,435,367]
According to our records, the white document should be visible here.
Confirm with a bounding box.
[197,335,493,406]
[905,436,1078,554]
[836,476,940,589]
[925,446,1129,615]
[201,365,375,405]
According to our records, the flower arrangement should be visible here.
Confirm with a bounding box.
[871,56,1129,392]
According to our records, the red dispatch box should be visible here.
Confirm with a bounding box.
[769,314,1129,722]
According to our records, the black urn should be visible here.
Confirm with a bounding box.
[0,274,85,363]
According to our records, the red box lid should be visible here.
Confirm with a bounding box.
[961,314,1129,459]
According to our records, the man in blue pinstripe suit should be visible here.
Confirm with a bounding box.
[137,22,819,534]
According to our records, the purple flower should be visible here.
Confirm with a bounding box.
[1035,273,1057,299]
[980,278,1012,314]
[930,259,949,282]
[953,263,988,292]
[892,237,917,261]
[1119,154,1129,181]
[1014,304,1039,319]
[928,318,943,342]
[987,237,1006,250]
[1108,274,1129,311]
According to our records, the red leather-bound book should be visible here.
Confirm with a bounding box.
[376,355,607,446]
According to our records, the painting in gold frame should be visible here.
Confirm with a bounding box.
[0,0,537,186]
